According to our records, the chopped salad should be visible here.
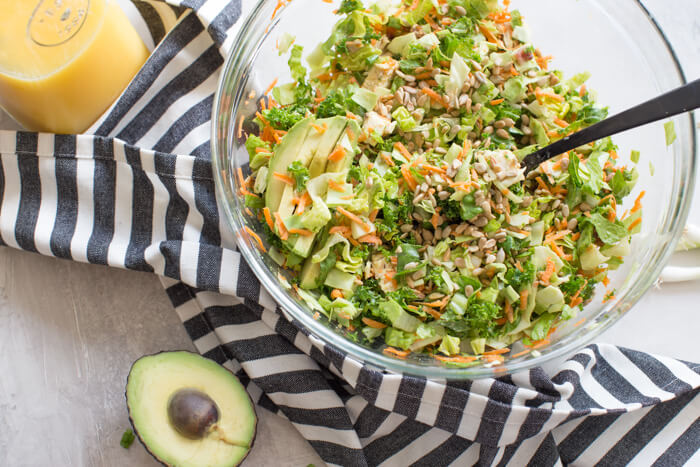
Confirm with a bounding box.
[240,0,643,366]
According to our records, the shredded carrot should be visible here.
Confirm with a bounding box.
[288,228,313,236]
[535,176,550,192]
[273,172,295,185]
[244,207,254,217]
[602,276,611,287]
[478,24,498,44]
[296,191,311,215]
[244,226,266,252]
[329,226,352,236]
[311,122,328,134]
[424,307,443,320]
[262,207,274,231]
[328,145,346,162]
[627,218,642,231]
[337,207,371,232]
[273,212,288,241]
[544,230,572,245]
[400,164,418,191]
[539,257,556,285]
[483,348,510,356]
[515,261,524,272]
[408,0,420,10]
[380,151,396,167]
[394,142,412,160]
[535,87,564,102]
[328,179,346,192]
[569,279,588,307]
[554,118,569,128]
[264,77,278,95]
[535,55,553,70]
[358,234,382,245]
[254,147,269,154]
[530,339,551,350]
[331,289,344,299]
[420,88,448,107]
[632,191,645,212]
[362,317,387,329]
[504,299,514,323]
[419,164,447,174]
[490,98,505,106]
[571,232,581,241]
[383,347,410,358]
[511,349,531,359]
[430,212,439,230]
[573,318,586,327]
[519,290,528,311]
[579,85,587,96]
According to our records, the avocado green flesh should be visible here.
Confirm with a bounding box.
[126,351,256,467]
[265,117,313,212]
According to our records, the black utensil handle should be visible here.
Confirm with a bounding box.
[523,77,700,173]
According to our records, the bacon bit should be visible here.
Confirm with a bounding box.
[362,317,387,329]
[236,167,247,189]
[435,355,477,364]
[490,98,505,106]
[337,207,371,232]
[237,115,245,138]
[632,191,645,212]
[331,289,344,299]
[383,347,410,358]
[244,226,266,252]
[264,77,278,95]
[420,88,448,107]
[400,164,418,191]
[380,151,396,167]
[554,118,569,128]
[273,212,289,241]
[328,179,346,192]
[627,218,642,231]
[511,349,531,359]
[288,228,313,236]
[311,122,328,134]
[273,172,295,185]
[573,318,586,327]
[358,234,382,245]
[263,207,274,231]
[328,145,346,162]
[519,290,529,311]
[394,142,412,160]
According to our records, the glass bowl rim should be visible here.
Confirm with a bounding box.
[211,0,697,379]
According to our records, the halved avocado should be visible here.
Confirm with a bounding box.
[126,351,256,467]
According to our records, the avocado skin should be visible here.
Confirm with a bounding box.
[125,351,257,467]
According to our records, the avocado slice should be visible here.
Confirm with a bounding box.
[265,117,313,212]
[126,351,256,467]
[307,116,347,178]
[327,119,360,173]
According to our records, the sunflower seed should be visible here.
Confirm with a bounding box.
[496,128,511,139]
[464,285,475,296]
[567,218,578,230]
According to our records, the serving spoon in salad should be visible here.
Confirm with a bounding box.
[521,77,700,174]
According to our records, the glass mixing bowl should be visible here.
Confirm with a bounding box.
[212,0,696,378]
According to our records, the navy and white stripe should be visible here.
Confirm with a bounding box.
[0,1,698,465]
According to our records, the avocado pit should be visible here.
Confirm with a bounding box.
[167,388,220,440]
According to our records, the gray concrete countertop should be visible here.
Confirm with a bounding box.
[1,1,698,466]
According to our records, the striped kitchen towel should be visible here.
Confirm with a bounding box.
[0,1,698,465]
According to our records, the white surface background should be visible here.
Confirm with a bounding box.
[1,1,698,465]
